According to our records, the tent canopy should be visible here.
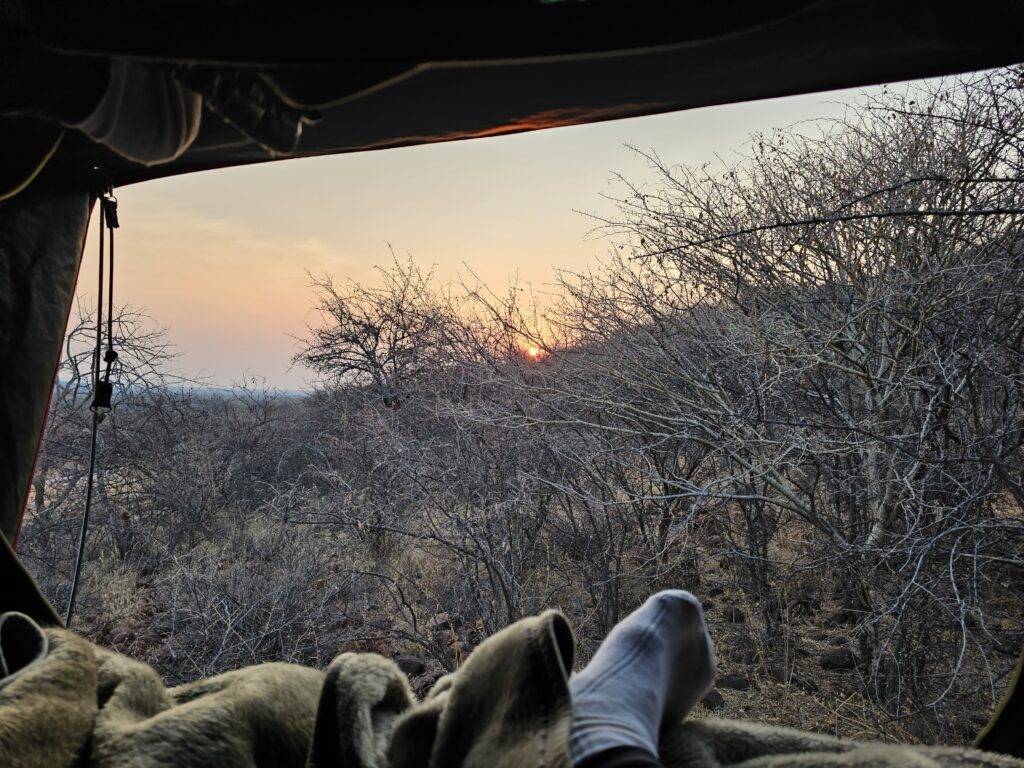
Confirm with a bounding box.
[6,0,1024,189]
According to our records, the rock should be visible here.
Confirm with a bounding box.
[790,587,821,617]
[737,648,759,665]
[448,641,468,658]
[820,646,857,670]
[410,672,440,696]
[990,617,1012,633]
[110,626,133,646]
[394,654,428,676]
[769,664,815,693]
[716,673,751,691]
[722,605,747,623]
[700,688,725,711]
[763,598,785,623]
[426,612,452,630]
[367,639,393,657]
[796,676,820,693]
[826,609,858,626]
[426,611,464,631]
[971,713,992,730]
[440,629,459,646]
[994,642,1020,657]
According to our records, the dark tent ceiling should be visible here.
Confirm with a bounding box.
[6,0,1024,189]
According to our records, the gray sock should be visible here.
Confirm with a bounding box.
[568,590,716,765]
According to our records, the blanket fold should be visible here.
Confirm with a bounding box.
[388,609,574,768]
[0,612,48,687]
[0,619,96,768]
[660,718,1023,768]
[0,609,1019,768]
[307,652,414,768]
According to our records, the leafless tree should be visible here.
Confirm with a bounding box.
[566,67,1024,730]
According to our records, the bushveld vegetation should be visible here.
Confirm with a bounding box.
[19,68,1024,744]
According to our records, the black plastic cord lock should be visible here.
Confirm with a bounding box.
[101,195,119,228]
[90,380,113,416]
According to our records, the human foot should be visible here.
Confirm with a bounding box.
[568,590,716,765]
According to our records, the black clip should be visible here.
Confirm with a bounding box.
[90,380,113,413]
[101,195,119,228]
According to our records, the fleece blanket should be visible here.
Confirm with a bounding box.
[0,609,1019,768]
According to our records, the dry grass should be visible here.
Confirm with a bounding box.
[692,680,921,744]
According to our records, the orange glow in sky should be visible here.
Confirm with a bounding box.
[75,83,898,389]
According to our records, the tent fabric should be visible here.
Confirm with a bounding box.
[4,0,1024,189]
[0,538,60,628]
[72,59,203,167]
[976,650,1024,757]
[1,607,1021,768]
[0,175,91,548]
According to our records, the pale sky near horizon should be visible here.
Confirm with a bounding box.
[74,82,905,389]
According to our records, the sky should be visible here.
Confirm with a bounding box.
[75,83,894,389]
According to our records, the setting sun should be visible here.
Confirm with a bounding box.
[524,345,543,361]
